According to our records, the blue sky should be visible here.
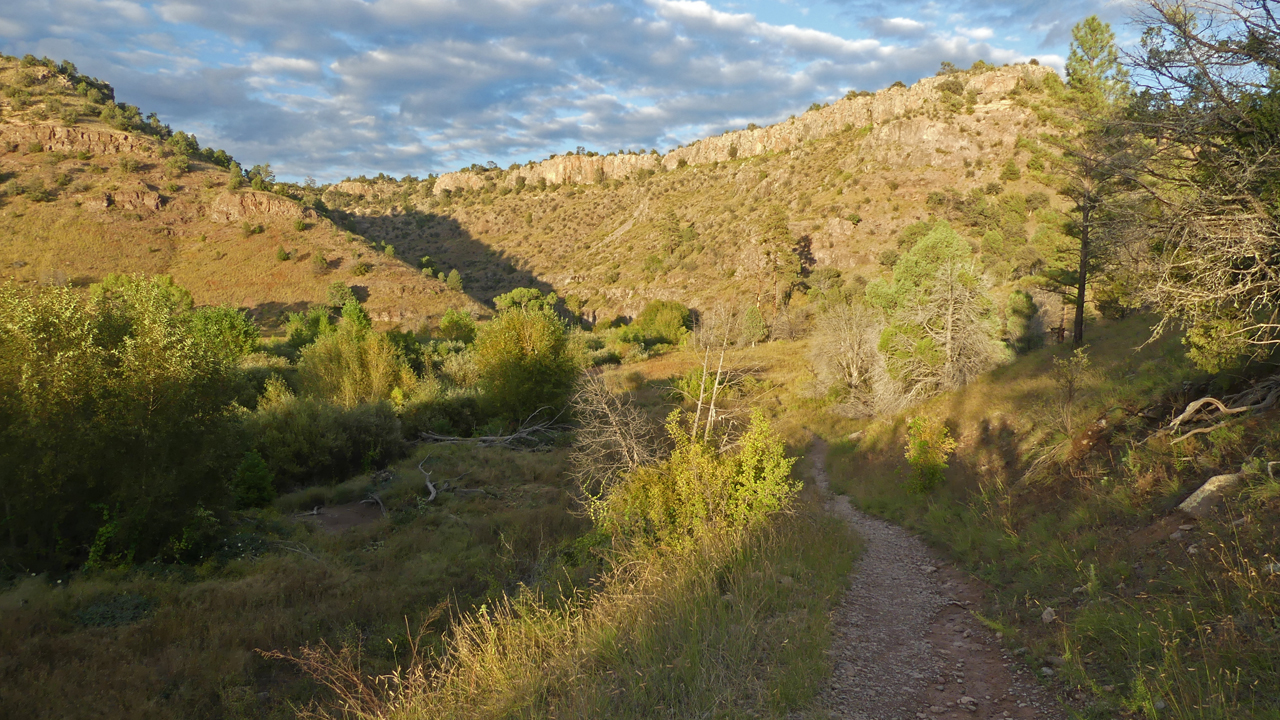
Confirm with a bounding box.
[1,0,1135,181]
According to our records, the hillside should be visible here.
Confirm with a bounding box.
[327,62,1074,324]
[0,56,484,330]
[3,54,1078,332]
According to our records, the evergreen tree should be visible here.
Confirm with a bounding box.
[446,269,464,292]
[1049,15,1142,347]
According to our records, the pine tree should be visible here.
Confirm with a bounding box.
[1065,16,1130,112]
[1049,15,1142,347]
[446,269,463,292]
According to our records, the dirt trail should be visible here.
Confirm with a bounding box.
[810,439,1067,720]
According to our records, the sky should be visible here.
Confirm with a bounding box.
[1,0,1134,182]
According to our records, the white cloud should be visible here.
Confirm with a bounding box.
[0,0,1099,180]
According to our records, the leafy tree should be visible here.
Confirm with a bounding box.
[341,300,371,331]
[232,451,275,508]
[191,306,260,363]
[494,287,557,312]
[0,279,241,569]
[472,305,577,420]
[297,323,414,408]
[632,299,691,346]
[285,306,336,348]
[438,308,477,343]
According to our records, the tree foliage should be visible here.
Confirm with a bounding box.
[0,279,241,569]
[472,305,577,420]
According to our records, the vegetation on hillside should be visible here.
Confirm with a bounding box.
[6,4,1280,720]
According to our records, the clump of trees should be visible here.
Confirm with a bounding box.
[0,276,587,571]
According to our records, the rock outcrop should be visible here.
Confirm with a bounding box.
[0,124,155,156]
[428,64,1055,195]
[209,190,315,222]
[110,188,162,212]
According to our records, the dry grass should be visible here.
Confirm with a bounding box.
[0,444,587,720]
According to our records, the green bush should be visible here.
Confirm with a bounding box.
[472,305,578,420]
[326,281,356,309]
[274,244,289,260]
[296,323,414,408]
[246,378,405,489]
[446,268,463,292]
[438,307,477,343]
[631,299,691,346]
[285,306,335,348]
[903,416,956,493]
[0,278,242,570]
[232,450,276,508]
[190,306,260,363]
[593,409,798,547]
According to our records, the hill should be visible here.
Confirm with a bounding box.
[3,53,1079,333]
[326,61,1075,325]
[0,55,484,330]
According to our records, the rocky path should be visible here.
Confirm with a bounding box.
[810,439,1067,720]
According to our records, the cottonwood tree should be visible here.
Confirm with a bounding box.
[1129,0,1280,369]
[568,374,663,511]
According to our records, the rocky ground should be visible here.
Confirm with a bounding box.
[810,440,1068,720]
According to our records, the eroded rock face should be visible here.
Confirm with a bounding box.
[210,190,315,222]
[0,124,154,156]
[428,64,1055,195]
[111,189,162,212]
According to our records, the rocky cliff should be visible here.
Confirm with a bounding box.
[429,64,1054,195]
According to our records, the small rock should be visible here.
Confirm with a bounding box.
[922,564,938,573]
[1046,655,1066,667]
[1041,607,1057,624]
[1178,524,1194,531]
[1102,685,1115,692]
[1155,699,1167,710]
[1264,563,1280,575]
[778,575,793,586]
[959,696,977,705]
[929,706,945,714]
[1040,667,1054,676]
[962,629,972,638]
[1169,530,1185,541]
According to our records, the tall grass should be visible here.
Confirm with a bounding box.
[278,502,857,720]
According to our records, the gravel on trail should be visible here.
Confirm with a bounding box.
[810,439,1067,720]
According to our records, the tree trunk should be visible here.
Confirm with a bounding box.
[1073,202,1090,347]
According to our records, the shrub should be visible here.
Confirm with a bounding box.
[593,409,798,546]
[293,218,307,232]
[232,450,276,508]
[446,268,463,292]
[1000,158,1022,181]
[437,307,476,343]
[311,252,329,275]
[275,245,289,261]
[472,306,577,420]
[632,299,691,346]
[326,281,357,309]
[352,261,372,276]
[285,306,335,348]
[297,324,414,408]
[190,306,260,362]
[903,416,957,493]
[247,378,405,489]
